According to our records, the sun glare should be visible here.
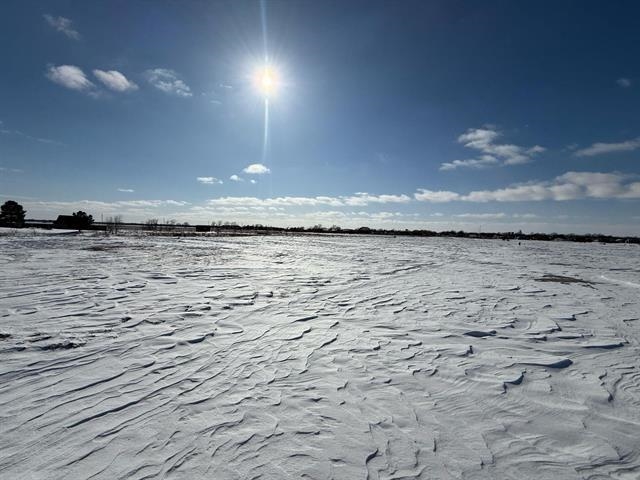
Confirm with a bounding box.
[254,65,280,98]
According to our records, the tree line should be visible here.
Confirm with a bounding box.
[1,199,638,243]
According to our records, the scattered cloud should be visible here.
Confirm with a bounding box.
[145,69,192,97]
[415,171,640,203]
[243,163,271,174]
[454,212,507,219]
[43,14,80,40]
[574,137,640,157]
[93,70,138,92]
[206,192,411,209]
[117,188,134,193]
[414,190,462,203]
[16,199,187,223]
[250,179,257,184]
[440,156,499,171]
[442,127,545,170]
[229,174,244,182]
[197,177,223,185]
[343,193,411,206]
[46,65,94,91]
[12,196,638,235]
[617,77,632,88]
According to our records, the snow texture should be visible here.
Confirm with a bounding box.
[1,234,639,479]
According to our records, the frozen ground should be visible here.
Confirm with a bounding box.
[1,234,639,480]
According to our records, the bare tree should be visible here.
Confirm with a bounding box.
[105,215,122,234]
[145,218,159,231]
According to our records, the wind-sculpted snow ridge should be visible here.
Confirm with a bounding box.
[1,235,639,479]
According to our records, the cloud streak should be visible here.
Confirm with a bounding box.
[207,192,411,208]
[44,15,80,40]
[0,121,63,146]
[197,177,223,185]
[617,77,632,88]
[574,137,640,157]
[415,171,640,203]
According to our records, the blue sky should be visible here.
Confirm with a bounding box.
[1,0,640,234]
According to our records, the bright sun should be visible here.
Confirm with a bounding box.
[254,65,280,98]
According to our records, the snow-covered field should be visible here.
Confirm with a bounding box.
[1,234,639,479]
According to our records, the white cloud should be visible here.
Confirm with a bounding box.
[454,213,507,219]
[197,177,223,185]
[414,189,461,202]
[574,137,640,157]
[22,199,189,215]
[442,127,545,170]
[0,166,24,173]
[415,171,640,203]
[93,70,138,92]
[250,179,257,184]
[229,174,244,182]
[13,197,639,235]
[527,145,546,155]
[440,156,499,171]
[342,193,411,206]
[145,69,192,97]
[243,163,271,175]
[44,14,80,40]
[46,65,94,91]
[206,192,411,209]
[117,188,134,193]
[617,77,632,88]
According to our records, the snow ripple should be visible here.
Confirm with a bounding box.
[1,235,639,479]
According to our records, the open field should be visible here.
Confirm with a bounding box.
[1,234,639,479]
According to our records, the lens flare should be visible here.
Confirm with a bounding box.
[254,65,279,98]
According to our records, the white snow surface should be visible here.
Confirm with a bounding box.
[1,234,639,479]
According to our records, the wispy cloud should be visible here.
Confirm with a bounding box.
[440,156,499,171]
[206,192,411,208]
[0,120,63,146]
[117,188,134,193]
[0,166,24,173]
[243,163,271,174]
[442,127,545,170]
[93,70,138,92]
[43,14,80,40]
[19,199,190,223]
[415,171,640,202]
[454,213,507,219]
[229,175,244,182]
[145,69,192,97]
[46,65,94,92]
[617,77,632,88]
[197,177,223,185]
[574,137,640,157]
